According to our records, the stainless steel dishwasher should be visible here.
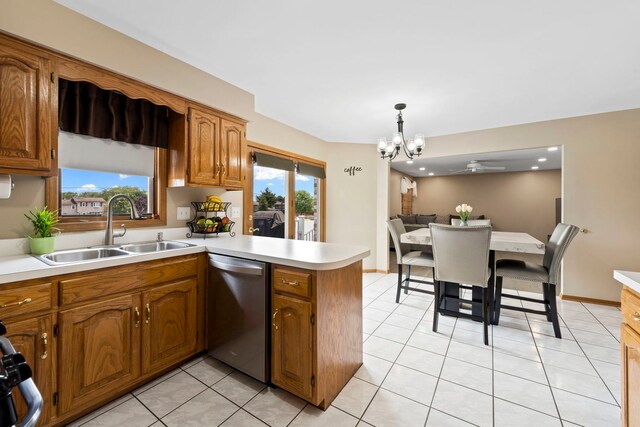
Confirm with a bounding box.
[207,254,269,383]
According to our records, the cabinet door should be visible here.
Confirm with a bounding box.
[58,294,141,414]
[0,41,51,172]
[220,119,244,188]
[622,324,640,427]
[1,315,52,426]
[188,107,220,186]
[142,278,198,374]
[272,294,314,401]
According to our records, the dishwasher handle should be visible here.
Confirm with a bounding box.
[209,258,265,276]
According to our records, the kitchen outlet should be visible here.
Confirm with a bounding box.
[231,207,241,218]
[177,207,191,220]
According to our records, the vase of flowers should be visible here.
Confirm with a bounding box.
[455,204,473,226]
[25,206,59,255]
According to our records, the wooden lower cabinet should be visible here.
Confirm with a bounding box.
[1,315,53,426]
[271,294,313,401]
[142,278,198,374]
[58,294,141,415]
[622,321,640,426]
[271,262,363,409]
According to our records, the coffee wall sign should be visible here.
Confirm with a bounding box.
[344,166,363,176]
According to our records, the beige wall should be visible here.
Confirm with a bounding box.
[397,170,561,244]
[418,110,640,301]
[325,143,379,270]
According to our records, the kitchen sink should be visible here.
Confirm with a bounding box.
[118,241,195,253]
[38,247,131,266]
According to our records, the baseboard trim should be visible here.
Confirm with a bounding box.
[560,293,621,307]
[363,269,389,274]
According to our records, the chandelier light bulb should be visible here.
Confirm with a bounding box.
[386,143,394,154]
[407,141,416,152]
[414,134,425,148]
[392,132,403,146]
[377,138,388,152]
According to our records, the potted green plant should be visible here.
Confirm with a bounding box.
[24,206,59,254]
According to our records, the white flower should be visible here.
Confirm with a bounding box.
[468,206,473,212]
[461,204,468,212]
[455,205,462,213]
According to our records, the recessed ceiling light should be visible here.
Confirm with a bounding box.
[419,167,426,171]
[428,172,434,176]
[547,146,559,151]
[406,160,413,164]
[531,166,539,170]
[538,158,547,162]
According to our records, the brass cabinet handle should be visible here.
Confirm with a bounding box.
[134,307,140,327]
[216,162,221,177]
[221,163,226,176]
[633,312,640,321]
[40,332,48,360]
[272,309,279,330]
[1,297,32,308]
[281,279,300,287]
[146,304,151,324]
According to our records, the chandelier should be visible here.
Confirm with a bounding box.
[376,103,425,161]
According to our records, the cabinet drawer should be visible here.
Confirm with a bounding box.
[622,288,640,334]
[60,255,198,305]
[0,283,52,319]
[273,268,312,298]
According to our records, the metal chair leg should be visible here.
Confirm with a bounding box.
[395,268,403,303]
[548,283,562,338]
[433,280,440,333]
[494,276,503,324]
[542,283,552,321]
[405,265,411,294]
[483,287,489,346]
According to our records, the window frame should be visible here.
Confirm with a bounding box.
[244,141,326,242]
[45,148,167,232]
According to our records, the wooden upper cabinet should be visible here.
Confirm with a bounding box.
[187,107,220,186]
[271,294,314,401]
[141,278,198,374]
[1,316,52,426]
[0,40,52,173]
[220,119,244,188]
[169,105,245,189]
[58,294,141,415]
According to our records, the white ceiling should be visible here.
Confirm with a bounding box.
[55,0,640,143]
[391,146,562,177]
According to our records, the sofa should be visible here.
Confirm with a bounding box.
[390,213,488,251]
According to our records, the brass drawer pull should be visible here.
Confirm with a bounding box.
[146,304,151,324]
[134,307,141,327]
[281,279,300,287]
[1,297,32,308]
[41,332,48,360]
[272,309,279,330]
[633,312,640,321]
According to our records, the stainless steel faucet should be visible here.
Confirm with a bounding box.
[105,194,140,245]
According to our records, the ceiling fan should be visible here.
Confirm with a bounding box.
[449,160,506,174]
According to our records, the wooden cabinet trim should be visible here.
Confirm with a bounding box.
[622,323,640,427]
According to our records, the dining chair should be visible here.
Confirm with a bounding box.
[493,223,579,338]
[430,224,492,345]
[387,219,435,303]
[451,218,491,226]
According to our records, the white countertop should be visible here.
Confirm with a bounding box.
[401,229,546,255]
[0,236,370,285]
[614,270,640,294]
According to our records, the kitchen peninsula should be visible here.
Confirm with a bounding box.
[0,234,369,426]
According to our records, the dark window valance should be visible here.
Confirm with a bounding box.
[253,152,295,171]
[58,78,169,149]
[297,161,326,179]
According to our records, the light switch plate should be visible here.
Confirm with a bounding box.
[231,207,240,218]
[177,207,191,220]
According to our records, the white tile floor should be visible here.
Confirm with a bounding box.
[68,272,622,427]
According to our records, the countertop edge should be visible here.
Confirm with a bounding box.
[614,270,640,295]
[0,240,371,284]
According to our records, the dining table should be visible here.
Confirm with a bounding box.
[400,228,545,323]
